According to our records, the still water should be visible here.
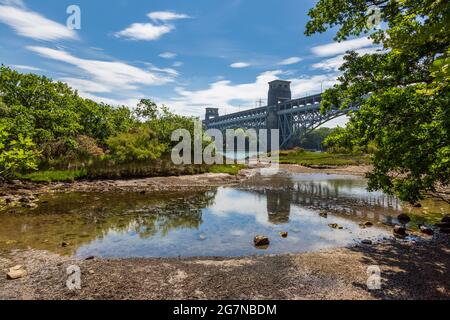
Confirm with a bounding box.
[1,171,448,258]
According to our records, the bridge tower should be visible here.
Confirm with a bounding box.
[266,80,291,149]
[267,80,292,106]
[205,108,219,122]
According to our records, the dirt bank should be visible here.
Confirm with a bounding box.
[0,169,256,201]
[0,165,369,198]
[0,236,449,300]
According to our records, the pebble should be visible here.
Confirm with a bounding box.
[6,265,27,280]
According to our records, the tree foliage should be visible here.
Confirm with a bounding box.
[0,120,39,178]
[306,0,450,202]
[296,127,335,150]
[0,66,198,179]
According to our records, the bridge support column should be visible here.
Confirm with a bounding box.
[265,105,279,152]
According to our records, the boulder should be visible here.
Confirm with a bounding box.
[359,221,373,228]
[441,215,450,223]
[435,222,450,229]
[279,232,288,238]
[361,239,373,245]
[22,203,37,209]
[393,225,407,237]
[397,213,411,224]
[319,212,328,218]
[6,265,27,280]
[328,223,343,230]
[419,225,434,236]
[254,235,270,247]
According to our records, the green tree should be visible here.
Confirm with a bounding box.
[106,125,166,163]
[306,0,450,202]
[0,120,39,179]
[297,127,335,150]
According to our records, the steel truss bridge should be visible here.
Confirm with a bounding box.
[204,87,356,148]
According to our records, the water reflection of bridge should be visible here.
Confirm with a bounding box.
[242,175,402,225]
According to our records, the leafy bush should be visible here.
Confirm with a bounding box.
[0,120,39,178]
[107,125,166,163]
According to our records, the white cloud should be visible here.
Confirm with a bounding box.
[81,93,141,108]
[311,37,374,57]
[60,78,112,94]
[116,11,190,41]
[0,5,77,41]
[11,64,42,72]
[145,63,179,77]
[27,46,173,94]
[159,52,177,59]
[277,57,302,66]
[230,62,250,68]
[115,23,173,41]
[161,71,338,117]
[147,11,190,22]
[0,0,25,8]
[312,47,383,71]
[173,61,183,67]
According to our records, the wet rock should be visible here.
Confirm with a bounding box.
[393,225,407,238]
[85,256,95,261]
[359,221,373,228]
[412,203,422,208]
[19,196,31,203]
[441,215,450,223]
[361,239,373,245]
[279,232,288,238]
[199,234,207,241]
[254,235,270,247]
[61,241,69,247]
[22,202,37,209]
[419,225,434,236]
[6,265,27,280]
[435,222,450,229]
[397,213,411,224]
[4,197,15,204]
[319,212,328,218]
[328,223,343,230]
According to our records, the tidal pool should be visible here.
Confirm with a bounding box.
[1,171,448,258]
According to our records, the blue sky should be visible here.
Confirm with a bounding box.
[0,0,377,125]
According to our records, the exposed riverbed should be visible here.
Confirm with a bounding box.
[1,168,448,258]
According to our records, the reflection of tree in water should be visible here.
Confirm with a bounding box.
[0,189,217,255]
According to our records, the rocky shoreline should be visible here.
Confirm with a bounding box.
[0,169,257,210]
[1,164,449,300]
[1,236,449,300]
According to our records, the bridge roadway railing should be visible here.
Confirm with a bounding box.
[204,93,325,130]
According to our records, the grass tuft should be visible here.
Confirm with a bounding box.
[19,170,87,182]
[277,150,370,167]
